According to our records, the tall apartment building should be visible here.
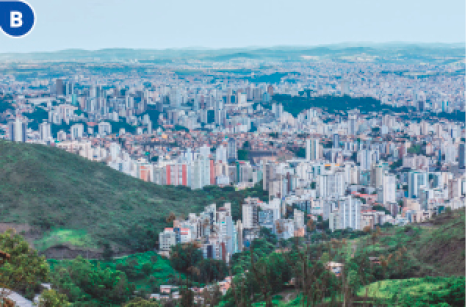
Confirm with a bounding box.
[8,118,27,143]
[39,122,52,142]
[329,197,362,231]
[227,138,237,161]
[382,173,397,204]
[459,143,466,169]
[306,138,320,161]
[70,123,84,140]
[408,171,428,198]
[242,197,259,229]
[318,171,346,198]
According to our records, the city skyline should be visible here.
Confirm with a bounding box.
[0,2,464,305]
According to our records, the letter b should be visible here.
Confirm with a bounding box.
[10,11,23,28]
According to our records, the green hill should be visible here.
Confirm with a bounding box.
[0,140,267,256]
[363,208,465,277]
[218,209,465,307]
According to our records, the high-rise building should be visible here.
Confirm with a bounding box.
[39,122,52,141]
[71,123,84,140]
[329,197,362,231]
[371,163,386,188]
[332,134,340,148]
[98,122,112,135]
[262,162,277,191]
[306,138,319,161]
[358,149,378,171]
[8,118,27,142]
[169,88,181,107]
[109,143,121,160]
[382,172,396,204]
[340,80,350,95]
[444,144,456,164]
[159,229,177,251]
[191,155,211,189]
[318,171,346,198]
[227,138,237,161]
[294,209,305,229]
[65,81,74,96]
[459,143,466,169]
[408,171,428,198]
[56,79,64,96]
[242,197,259,229]
[147,121,153,135]
[137,161,152,182]
[216,145,227,163]
[348,114,358,136]
[200,144,210,158]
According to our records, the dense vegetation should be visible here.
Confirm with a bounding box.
[169,243,228,284]
[0,141,267,255]
[238,149,250,161]
[245,72,292,84]
[360,276,465,307]
[1,186,463,306]
[266,94,411,117]
[50,256,135,306]
[47,251,181,306]
[0,230,50,299]
[0,99,14,114]
[217,209,465,307]
[266,94,465,123]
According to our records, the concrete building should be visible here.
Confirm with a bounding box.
[8,118,27,142]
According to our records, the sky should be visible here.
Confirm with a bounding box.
[0,0,464,53]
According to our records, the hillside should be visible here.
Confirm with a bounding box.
[218,209,465,307]
[364,208,465,277]
[0,140,267,257]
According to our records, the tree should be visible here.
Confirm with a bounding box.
[142,263,153,276]
[150,156,159,162]
[36,289,70,307]
[196,259,228,283]
[102,242,114,260]
[260,227,278,245]
[202,284,223,307]
[124,297,161,307]
[51,256,134,305]
[180,289,194,307]
[238,149,249,161]
[0,229,49,299]
[169,243,203,273]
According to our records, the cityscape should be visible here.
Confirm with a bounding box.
[0,1,464,306]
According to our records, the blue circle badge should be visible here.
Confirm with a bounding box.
[0,0,36,38]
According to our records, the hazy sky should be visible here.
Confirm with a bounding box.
[0,0,464,53]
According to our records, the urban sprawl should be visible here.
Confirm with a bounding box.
[1,58,465,272]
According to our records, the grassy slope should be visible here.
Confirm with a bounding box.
[0,140,267,253]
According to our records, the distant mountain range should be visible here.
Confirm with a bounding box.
[0,42,464,63]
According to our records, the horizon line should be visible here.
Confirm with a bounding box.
[0,41,464,55]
